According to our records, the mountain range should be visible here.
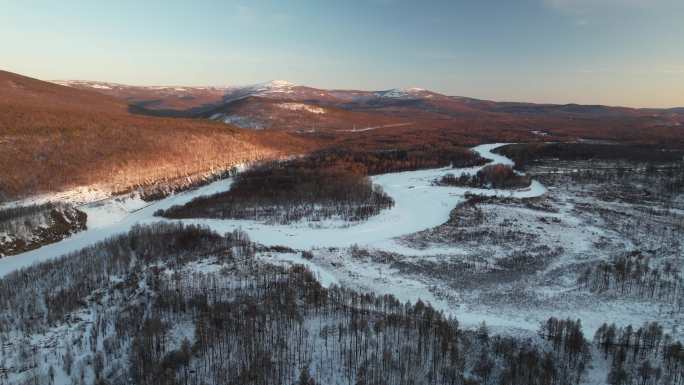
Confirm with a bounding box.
[53,78,684,151]
[54,78,684,125]
[1,69,682,201]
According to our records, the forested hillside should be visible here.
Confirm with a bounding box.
[0,223,681,385]
[158,158,395,224]
[0,71,309,202]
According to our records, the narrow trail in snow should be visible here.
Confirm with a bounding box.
[0,143,545,277]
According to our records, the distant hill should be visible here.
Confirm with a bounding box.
[0,70,309,201]
[56,78,684,151]
[52,80,228,116]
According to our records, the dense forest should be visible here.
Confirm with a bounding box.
[436,164,532,189]
[0,203,86,257]
[158,146,488,224]
[307,145,489,175]
[158,160,394,224]
[542,162,684,200]
[0,70,312,202]
[494,143,684,171]
[2,223,681,385]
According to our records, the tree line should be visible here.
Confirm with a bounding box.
[307,146,489,175]
[158,157,395,224]
[494,143,684,171]
[578,251,683,306]
[594,322,684,385]
[437,164,531,190]
[0,223,681,385]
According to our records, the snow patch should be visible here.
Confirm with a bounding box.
[374,88,430,99]
[209,113,264,129]
[531,130,550,136]
[0,186,112,210]
[277,102,326,114]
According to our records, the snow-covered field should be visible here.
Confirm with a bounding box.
[209,112,264,129]
[1,143,681,342]
[277,102,326,114]
[1,142,682,385]
[0,143,538,275]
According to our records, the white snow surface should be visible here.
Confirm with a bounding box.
[0,186,113,210]
[373,87,432,99]
[338,122,413,132]
[234,80,297,95]
[209,113,264,129]
[89,84,111,89]
[0,143,542,277]
[277,102,326,114]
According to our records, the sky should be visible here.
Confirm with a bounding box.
[2,0,683,108]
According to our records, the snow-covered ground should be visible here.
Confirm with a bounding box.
[3,143,679,342]
[277,102,326,114]
[2,144,682,385]
[0,143,538,277]
[0,178,231,276]
[209,112,264,129]
[0,186,112,210]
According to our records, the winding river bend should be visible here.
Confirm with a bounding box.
[0,143,546,277]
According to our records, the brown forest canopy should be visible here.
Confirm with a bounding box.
[0,70,310,201]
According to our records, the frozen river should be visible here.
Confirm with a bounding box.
[0,143,546,277]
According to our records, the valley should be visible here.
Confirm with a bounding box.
[1,140,681,384]
[0,143,539,273]
[0,71,682,385]
[4,2,684,383]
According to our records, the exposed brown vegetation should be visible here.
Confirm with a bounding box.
[0,70,311,201]
[4,69,683,202]
[243,90,684,149]
[305,145,488,175]
[51,81,227,114]
[202,96,406,132]
[71,77,684,150]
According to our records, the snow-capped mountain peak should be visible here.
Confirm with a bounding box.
[219,80,300,102]
[251,80,297,93]
[52,80,231,92]
[267,80,296,88]
[53,80,121,90]
[373,87,432,99]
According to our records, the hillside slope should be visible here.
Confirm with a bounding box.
[59,78,684,149]
[0,70,309,201]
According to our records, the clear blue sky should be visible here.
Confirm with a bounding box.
[2,0,683,107]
